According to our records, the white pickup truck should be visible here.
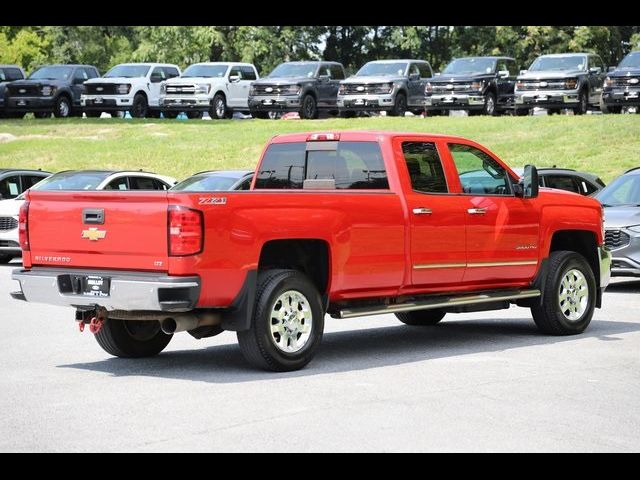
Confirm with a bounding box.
[159,62,259,119]
[81,63,181,118]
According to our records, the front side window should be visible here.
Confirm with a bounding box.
[163,67,180,79]
[74,69,88,81]
[401,142,448,193]
[254,141,388,190]
[449,144,512,195]
[229,66,242,79]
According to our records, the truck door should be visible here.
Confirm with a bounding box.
[227,66,246,108]
[406,63,424,107]
[315,64,334,107]
[395,138,468,287]
[446,142,540,285]
[148,67,165,107]
[496,59,516,107]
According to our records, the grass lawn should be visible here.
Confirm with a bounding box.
[0,114,638,183]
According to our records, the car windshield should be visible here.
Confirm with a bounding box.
[105,65,150,78]
[269,63,318,78]
[29,66,74,80]
[32,172,113,191]
[528,56,586,72]
[182,64,229,78]
[356,62,408,77]
[172,173,248,191]
[596,174,640,207]
[442,58,496,75]
[618,52,640,69]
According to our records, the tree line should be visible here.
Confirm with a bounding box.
[1,26,639,76]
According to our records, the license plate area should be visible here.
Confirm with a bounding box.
[58,274,111,297]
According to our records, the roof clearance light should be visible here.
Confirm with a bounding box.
[307,133,340,142]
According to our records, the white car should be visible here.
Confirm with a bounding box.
[81,63,181,118]
[0,170,177,264]
[159,62,259,119]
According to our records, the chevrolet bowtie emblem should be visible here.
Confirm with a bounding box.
[81,228,107,241]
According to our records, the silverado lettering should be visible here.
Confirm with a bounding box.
[11,131,611,372]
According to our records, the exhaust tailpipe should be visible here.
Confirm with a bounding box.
[160,312,221,334]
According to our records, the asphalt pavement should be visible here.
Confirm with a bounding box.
[1,259,639,452]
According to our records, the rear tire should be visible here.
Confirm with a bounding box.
[94,319,172,358]
[395,309,446,326]
[237,269,324,372]
[531,251,596,335]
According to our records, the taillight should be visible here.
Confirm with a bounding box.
[168,206,203,256]
[306,133,340,141]
[19,201,30,251]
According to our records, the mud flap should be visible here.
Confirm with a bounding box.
[220,270,257,331]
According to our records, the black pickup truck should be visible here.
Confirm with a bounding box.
[0,65,26,118]
[248,61,345,119]
[5,64,100,118]
[425,56,519,116]
[600,51,640,114]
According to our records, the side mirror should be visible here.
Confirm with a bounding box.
[518,164,539,199]
[498,70,510,79]
[589,67,601,74]
[519,69,528,75]
[608,66,616,72]
[229,75,240,83]
[150,73,163,83]
[318,74,330,82]
[408,73,420,81]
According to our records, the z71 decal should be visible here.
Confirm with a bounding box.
[198,197,227,205]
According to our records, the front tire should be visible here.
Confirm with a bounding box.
[237,269,324,372]
[531,251,596,335]
[53,95,72,118]
[388,92,407,117]
[395,309,446,326]
[482,91,497,116]
[210,93,228,120]
[130,93,148,118]
[94,319,172,358]
[299,94,318,119]
[573,89,588,115]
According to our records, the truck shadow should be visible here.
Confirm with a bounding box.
[605,280,640,294]
[59,317,640,384]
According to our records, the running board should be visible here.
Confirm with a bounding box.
[337,289,541,319]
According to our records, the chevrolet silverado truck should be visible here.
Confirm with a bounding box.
[248,61,345,119]
[425,56,518,116]
[82,63,181,118]
[6,64,100,118]
[600,51,640,114]
[11,131,611,371]
[514,53,605,115]
[160,62,259,119]
[337,59,433,116]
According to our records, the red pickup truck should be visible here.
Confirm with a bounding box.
[11,131,611,371]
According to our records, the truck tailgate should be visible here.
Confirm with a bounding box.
[27,191,169,271]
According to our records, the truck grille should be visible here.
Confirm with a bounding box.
[0,217,18,231]
[610,77,640,87]
[341,83,392,95]
[605,229,631,249]
[8,85,40,96]
[165,84,196,95]
[251,84,291,95]
[517,79,566,91]
[430,82,473,93]
[85,84,119,95]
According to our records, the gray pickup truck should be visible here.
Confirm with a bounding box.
[514,53,606,115]
[337,59,433,116]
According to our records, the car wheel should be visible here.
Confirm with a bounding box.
[130,93,148,118]
[237,269,324,372]
[94,319,172,358]
[52,95,72,118]
[573,89,588,115]
[531,251,596,335]
[300,94,318,119]
[388,92,407,117]
[395,309,446,326]
[209,94,228,120]
[482,91,497,116]
[187,111,203,119]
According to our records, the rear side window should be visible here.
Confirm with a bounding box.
[240,66,257,80]
[128,176,162,190]
[0,175,21,199]
[329,65,345,80]
[229,66,242,79]
[104,177,128,190]
[544,175,580,194]
[402,142,447,193]
[21,175,47,190]
[255,141,388,190]
[417,63,432,78]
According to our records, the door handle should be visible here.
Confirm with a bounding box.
[467,208,487,215]
[412,208,432,215]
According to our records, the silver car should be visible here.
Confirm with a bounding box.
[595,167,640,277]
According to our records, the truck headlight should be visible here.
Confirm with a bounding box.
[282,85,301,95]
[40,85,55,96]
[379,83,394,94]
[515,80,524,90]
[471,81,484,92]
[425,82,433,93]
[627,225,640,233]
[564,78,578,89]
[195,84,210,94]
[160,83,166,94]
[338,84,345,95]
[604,76,612,87]
[116,84,131,95]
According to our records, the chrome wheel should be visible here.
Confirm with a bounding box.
[269,290,313,354]
[559,269,589,321]
[215,98,225,118]
[485,95,495,115]
[58,99,70,117]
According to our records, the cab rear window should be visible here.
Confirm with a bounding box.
[254,141,388,190]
